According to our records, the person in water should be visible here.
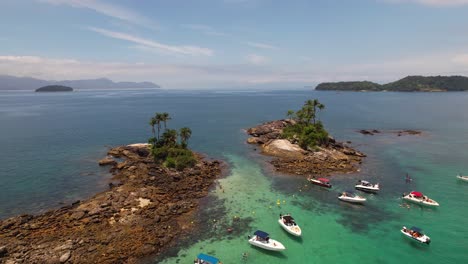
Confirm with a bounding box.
[405,173,412,183]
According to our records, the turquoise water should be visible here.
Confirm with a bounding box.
[0,90,467,263]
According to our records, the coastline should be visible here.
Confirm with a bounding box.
[0,144,223,263]
[246,120,366,176]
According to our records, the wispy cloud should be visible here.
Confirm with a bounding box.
[245,41,279,50]
[89,27,214,56]
[38,0,157,29]
[382,0,468,6]
[246,54,269,65]
[182,24,228,36]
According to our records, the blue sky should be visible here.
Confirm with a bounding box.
[1,0,468,89]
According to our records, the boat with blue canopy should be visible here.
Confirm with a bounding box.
[194,253,221,264]
[248,230,286,251]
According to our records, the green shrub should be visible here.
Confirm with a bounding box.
[175,155,197,171]
[165,157,176,168]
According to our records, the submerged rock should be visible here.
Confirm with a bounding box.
[98,156,117,166]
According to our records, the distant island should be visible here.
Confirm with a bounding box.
[0,75,160,91]
[35,85,73,92]
[315,76,468,92]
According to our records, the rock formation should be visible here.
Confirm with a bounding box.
[247,120,365,176]
[0,144,222,264]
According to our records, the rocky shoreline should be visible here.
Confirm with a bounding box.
[247,120,366,176]
[0,144,222,264]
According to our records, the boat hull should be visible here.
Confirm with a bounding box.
[308,179,332,188]
[248,238,286,251]
[400,230,431,244]
[457,175,468,182]
[355,185,379,193]
[278,219,302,236]
[338,195,366,204]
[402,195,439,207]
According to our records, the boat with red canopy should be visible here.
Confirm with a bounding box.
[307,177,332,188]
[402,191,439,207]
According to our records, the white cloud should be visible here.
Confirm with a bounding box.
[245,41,278,50]
[452,54,468,65]
[38,0,157,29]
[383,0,468,6]
[182,24,228,36]
[89,27,214,56]
[246,54,269,65]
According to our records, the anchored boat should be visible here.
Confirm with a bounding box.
[355,180,380,193]
[402,191,439,207]
[278,214,302,237]
[307,177,332,188]
[194,253,221,264]
[401,226,431,244]
[338,191,366,204]
[456,174,468,182]
[248,230,286,251]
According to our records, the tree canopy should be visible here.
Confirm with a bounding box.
[148,113,195,170]
[282,99,329,150]
[315,76,468,92]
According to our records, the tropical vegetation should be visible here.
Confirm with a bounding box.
[315,75,468,92]
[282,99,329,150]
[148,112,196,170]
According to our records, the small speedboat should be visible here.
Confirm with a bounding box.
[194,253,221,264]
[248,230,286,251]
[338,191,366,204]
[278,214,302,236]
[307,177,332,188]
[355,180,380,193]
[456,174,468,182]
[401,226,431,245]
[402,191,439,207]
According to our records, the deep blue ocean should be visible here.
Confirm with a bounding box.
[1,89,467,263]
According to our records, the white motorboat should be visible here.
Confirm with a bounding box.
[338,191,366,204]
[456,174,468,182]
[194,253,221,264]
[248,230,286,251]
[307,177,332,188]
[401,226,431,244]
[355,180,380,193]
[278,214,302,237]
[402,191,439,207]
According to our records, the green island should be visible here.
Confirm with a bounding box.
[247,99,365,176]
[148,112,195,170]
[283,99,329,150]
[315,75,468,92]
[35,85,73,92]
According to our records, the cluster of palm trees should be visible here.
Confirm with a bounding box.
[149,112,192,148]
[286,99,325,125]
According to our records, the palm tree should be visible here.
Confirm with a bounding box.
[315,101,325,124]
[286,110,295,120]
[302,99,315,124]
[161,112,171,130]
[149,117,157,138]
[162,129,178,147]
[310,99,325,125]
[154,113,163,140]
[179,127,192,148]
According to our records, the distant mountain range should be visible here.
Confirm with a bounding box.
[0,75,160,90]
[315,76,468,92]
